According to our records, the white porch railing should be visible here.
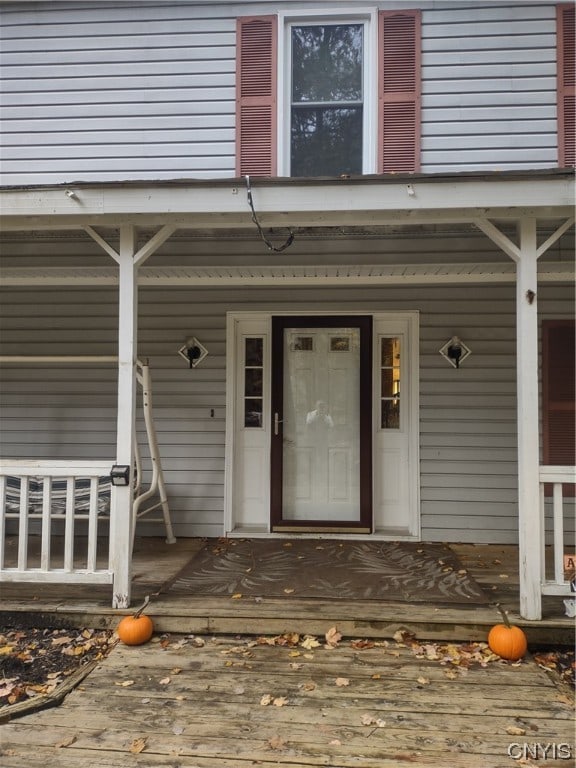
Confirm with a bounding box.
[0,460,114,584]
[539,465,576,597]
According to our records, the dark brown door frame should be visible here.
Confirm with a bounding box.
[270,315,373,531]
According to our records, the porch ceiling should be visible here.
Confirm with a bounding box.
[1,260,574,286]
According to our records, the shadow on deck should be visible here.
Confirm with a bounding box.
[0,538,572,645]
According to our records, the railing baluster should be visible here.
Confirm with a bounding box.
[64,477,75,572]
[40,477,52,571]
[553,482,565,585]
[87,478,99,572]
[17,477,29,570]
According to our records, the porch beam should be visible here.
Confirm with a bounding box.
[536,216,575,258]
[109,224,138,609]
[83,226,120,262]
[473,218,520,262]
[515,218,542,621]
[133,224,177,267]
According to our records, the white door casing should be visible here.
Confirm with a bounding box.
[225,311,419,538]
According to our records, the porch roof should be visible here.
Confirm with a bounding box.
[0,168,574,231]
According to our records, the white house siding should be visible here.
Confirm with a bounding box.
[420,2,558,172]
[0,0,561,185]
[0,230,573,544]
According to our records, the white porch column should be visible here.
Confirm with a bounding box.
[516,218,542,620]
[110,225,138,609]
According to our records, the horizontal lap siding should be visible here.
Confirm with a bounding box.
[0,3,237,184]
[421,3,558,171]
[0,1,562,184]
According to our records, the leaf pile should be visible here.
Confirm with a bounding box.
[533,647,575,688]
[0,626,115,707]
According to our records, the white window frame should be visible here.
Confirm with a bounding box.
[277,7,378,177]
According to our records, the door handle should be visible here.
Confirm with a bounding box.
[274,412,283,435]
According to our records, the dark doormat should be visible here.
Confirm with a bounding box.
[163,539,489,604]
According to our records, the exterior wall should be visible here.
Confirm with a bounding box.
[0,231,573,544]
[0,0,560,185]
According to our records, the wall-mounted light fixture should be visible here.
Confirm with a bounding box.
[110,464,131,486]
[439,336,471,369]
[178,337,208,369]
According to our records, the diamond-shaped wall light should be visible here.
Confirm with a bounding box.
[439,336,471,369]
[178,337,208,368]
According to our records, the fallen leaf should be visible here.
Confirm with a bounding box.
[260,694,273,706]
[159,677,171,686]
[51,636,73,646]
[325,626,342,648]
[506,725,526,736]
[269,734,287,750]
[416,677,430,686]
[351,639,375,650]
[283,588,295,594]
[289,662,303,670]
[170,667,182,675]
[231,593,243,599]
[172,725,185,735]
[335,677,350,687]
[299,681,317,691]
[301,636,320,650]
[55,736,76,749]
[329,739,342,746]
[361,714,386,727]
[129,737,147,754]
[116,680,135,687]
[273,696,289,707]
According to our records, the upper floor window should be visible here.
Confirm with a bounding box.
[236,11,420,178]
[289,23,365,176]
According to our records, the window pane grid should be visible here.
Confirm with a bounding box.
[244,338,264,429]
[380,337,400,430]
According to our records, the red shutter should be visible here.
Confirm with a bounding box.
[542,320,575,495]
[378,10,421,173]
[557,4,575,167]
[236,16,277,177]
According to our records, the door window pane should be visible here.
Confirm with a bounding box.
[291,23,363,176]
[244,337,263,428]
[380,337,400,429]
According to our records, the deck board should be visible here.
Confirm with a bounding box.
[0,635,573,768]
[0,540,572,644]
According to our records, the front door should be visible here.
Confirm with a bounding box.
[270,316,372,531]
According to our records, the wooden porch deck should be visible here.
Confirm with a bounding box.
[0,538,573,645]
[0,631,574,767]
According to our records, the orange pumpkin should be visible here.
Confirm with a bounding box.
[488,604,527,661]
[117,595,154,646]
